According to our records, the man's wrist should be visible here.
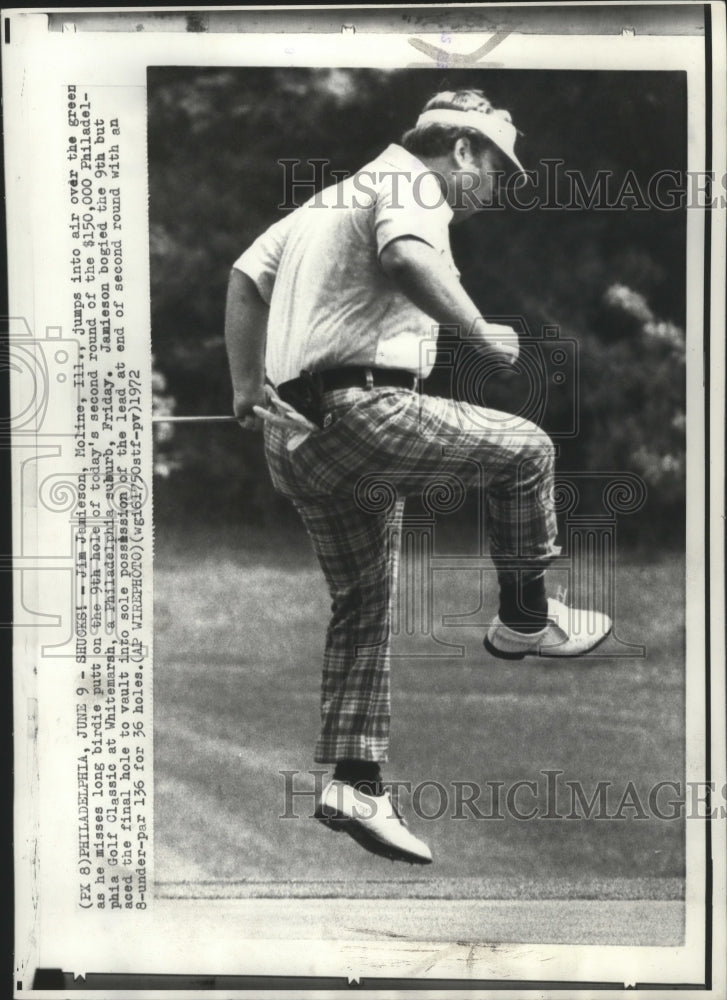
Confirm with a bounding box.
[233,374,265,397]
[233,377,267,416]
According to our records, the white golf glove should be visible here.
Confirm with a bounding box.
[253,384,318,451]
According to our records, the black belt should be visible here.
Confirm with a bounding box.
[280,366,417,397]
[276,367,418,427]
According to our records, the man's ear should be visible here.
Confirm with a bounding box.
[451,136,473,167]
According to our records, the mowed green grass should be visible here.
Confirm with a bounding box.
[153,522,685,890]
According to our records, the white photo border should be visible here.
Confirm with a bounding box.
[5,3,725,996]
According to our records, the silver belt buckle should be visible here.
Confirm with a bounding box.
[364,368,374,390]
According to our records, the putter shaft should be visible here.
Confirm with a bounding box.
[152,414,238,424]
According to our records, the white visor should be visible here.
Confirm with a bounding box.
[415,107,526,175]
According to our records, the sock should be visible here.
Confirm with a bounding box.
[498,570,548,633]
[333,759,384,796]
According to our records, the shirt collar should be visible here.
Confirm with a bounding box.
[376,144,454,221]
[378,143,429,172]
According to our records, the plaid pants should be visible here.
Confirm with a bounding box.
[263,386,559,763]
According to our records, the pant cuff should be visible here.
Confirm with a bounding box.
[314,735,389,764]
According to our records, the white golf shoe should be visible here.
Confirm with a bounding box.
[484,597,612,659]
[315,780,433,865]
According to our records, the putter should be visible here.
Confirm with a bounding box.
[152,415,238,424]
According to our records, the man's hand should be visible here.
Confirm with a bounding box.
[474,321,520,367]
[235,384,318,450]
[233,381,267,431]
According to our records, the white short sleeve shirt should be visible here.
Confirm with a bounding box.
[233,144,457,384]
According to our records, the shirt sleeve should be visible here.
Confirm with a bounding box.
[232,211,296,304]
[374,169,451,258]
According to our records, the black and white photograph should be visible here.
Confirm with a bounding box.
[151,60,690,913]
[5,4,726,994]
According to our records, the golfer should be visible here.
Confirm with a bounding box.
[225,89,611,865]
